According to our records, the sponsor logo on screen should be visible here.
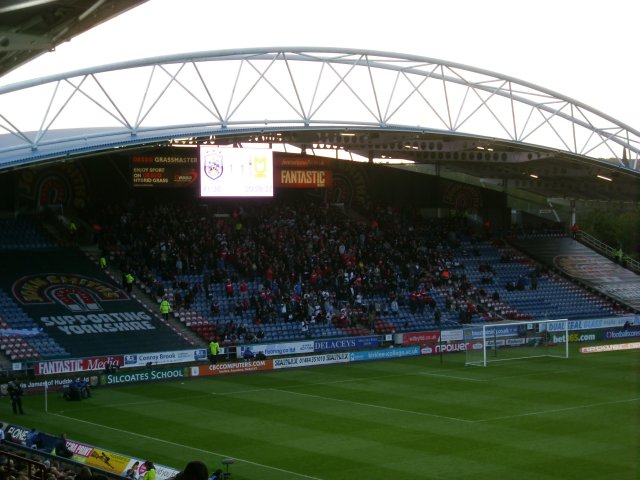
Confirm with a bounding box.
[203,151,224,181]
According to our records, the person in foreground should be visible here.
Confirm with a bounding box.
[173,461,208,480]
[142,461,156,480]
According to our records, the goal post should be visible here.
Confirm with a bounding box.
[464,319,569,367]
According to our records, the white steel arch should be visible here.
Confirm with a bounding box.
[0,47,638,171]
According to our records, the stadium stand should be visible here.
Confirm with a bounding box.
[0,191,631,364]
[0,218,194,360]
[89,197,630,349]
[0,217,57,252]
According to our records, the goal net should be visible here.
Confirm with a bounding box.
[464,319,569,367]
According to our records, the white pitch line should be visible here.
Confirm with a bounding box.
[49,413,324,480]
[77,392,215,410]
[418,371,486,382]
[491,368,576,380]
[48,372,425,414]
[474,397,640,423]
[271,388,474,423]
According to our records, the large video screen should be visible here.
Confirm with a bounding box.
[200,146,273,197]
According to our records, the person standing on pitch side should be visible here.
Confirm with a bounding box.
[208,338,220,364]
[7,378,24,415]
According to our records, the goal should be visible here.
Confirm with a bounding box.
[464,319,569,367]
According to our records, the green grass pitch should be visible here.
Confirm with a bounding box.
[16,346,640,480]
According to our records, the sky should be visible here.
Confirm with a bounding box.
[2,0,639,130]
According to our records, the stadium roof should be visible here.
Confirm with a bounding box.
[0,3,638,206]
[0,0,147,77]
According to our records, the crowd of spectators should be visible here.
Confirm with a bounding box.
[92,195,516,344]
[0,438,224,480]
[0,445,106,480]
[95,193,636,346]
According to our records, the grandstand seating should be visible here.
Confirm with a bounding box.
[113,202,623,346]
[0,290,69,360]
[0,206,628,364]
[0,217,57,251]
[448,241,618,320]
[0,221,195,361]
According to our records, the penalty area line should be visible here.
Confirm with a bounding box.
[49,413,324,480]
[418,371,486,382]
[474,396,640,423]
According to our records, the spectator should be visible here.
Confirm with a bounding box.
[243,346,255,361]
[224,279,234,298]
[142,462,156,480]
[104,362,118,374]
[77,378,91,398]
[174,461,208,480]
[55,434,73,459]
[64,379,82,401]
[26,428,40,449]
[389,297,399,315]
[571,223,580,239]
[209,470,224,480]
[75,467,92,480]
[7,378,24,415]
[300,320,310,338]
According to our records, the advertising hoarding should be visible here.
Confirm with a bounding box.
[132,155,198,188]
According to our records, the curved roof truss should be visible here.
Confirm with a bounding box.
[0,47,638,173]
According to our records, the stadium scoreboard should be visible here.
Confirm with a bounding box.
[131,149,333,195]
[199,146,274,197]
